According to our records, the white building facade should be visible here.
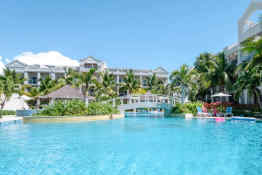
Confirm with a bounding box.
[6,56,169,95]
[223,0,262,104]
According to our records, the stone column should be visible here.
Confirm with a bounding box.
[51,72,56,80]
[113,98,116,107]
[140,75,143,87]
[24,72,28,84]
[85,98,89,106]
[36,98,40,109]
[244,90,248,104]
[211,88,214,103]
[117,75,120,95]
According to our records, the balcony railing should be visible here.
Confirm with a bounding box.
[240,23,262,42]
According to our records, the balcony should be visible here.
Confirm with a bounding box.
[240,23,262,43]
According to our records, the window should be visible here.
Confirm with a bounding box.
[143,79,147,86]
[29,77,37,84]
[84,63,98,69]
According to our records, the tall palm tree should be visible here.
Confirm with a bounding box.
[39,76,57,95]
[192,52,237,101]
[241,37,262,69]
[212,52,236,92]
[146,73,164,94]
[121,70,140,95]
[62,68,78,85]
[193,53,216,100]
[95,71,117,100]
[170,64,193,103]
[0,69,24,117]
[73,68,97,103]
[233,65,262,108]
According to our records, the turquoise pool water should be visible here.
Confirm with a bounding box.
[0,116,262,175]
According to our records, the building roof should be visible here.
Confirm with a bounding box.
[40,85,88,99]
[80,56,103,63]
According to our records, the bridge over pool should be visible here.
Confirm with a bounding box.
[110,92,175,115]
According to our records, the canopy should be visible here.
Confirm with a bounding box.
[211,92,232,97]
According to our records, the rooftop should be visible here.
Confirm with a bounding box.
[40,85,85,99]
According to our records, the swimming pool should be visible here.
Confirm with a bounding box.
[0,116,262,175]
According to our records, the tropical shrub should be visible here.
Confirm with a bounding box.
[172,103,184,114]
[172,102,203,115]
[36,100,88,116]
[87,102,119,115]
[35,100,119,116]
[0,110,16,116]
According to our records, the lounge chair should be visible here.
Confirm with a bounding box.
[224,107,233,117]
[197,107,209,117]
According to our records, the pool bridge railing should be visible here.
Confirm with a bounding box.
[106,93,175,114]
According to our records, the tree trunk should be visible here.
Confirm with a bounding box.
[0,104,4,118]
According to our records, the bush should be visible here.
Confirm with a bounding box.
[87,102,119,115]
[36,100,88,116]
[172,102,203,115]
[35,100,119,116]
[0,110,16,116]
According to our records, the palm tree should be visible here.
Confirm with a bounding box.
[146,73,164,94]
[63,68,78,85]
[0,69,24,117]
[212,52,236,92]
[170,64,193,103]
[193,53,217,100]
[121,70,140,95]
[192,52,237,101]
[241,37,262,69]
[233,65,262,108]
[194,53,217,74]
[73,68,97,103]
[39,76,57,95]
[95,71,117,100]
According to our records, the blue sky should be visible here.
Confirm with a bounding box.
[0,0,254,71]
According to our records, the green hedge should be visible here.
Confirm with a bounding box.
[87,102,119,115]
[35,100,119,116]
[172,102,203,115]
[0,110,16,116]
[36,100,88,116]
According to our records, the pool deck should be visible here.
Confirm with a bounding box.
[186,116,261,122]
[0,116,23,125]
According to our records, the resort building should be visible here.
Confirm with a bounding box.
[5,56,169,96]
[223,0,262,105]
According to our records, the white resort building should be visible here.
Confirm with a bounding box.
[6,55,169,96]
[223,0,262,105]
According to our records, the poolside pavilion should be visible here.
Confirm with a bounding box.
[39,85,95,105]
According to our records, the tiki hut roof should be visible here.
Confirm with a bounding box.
[40,85,94,100]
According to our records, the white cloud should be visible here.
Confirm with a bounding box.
[0,56,2,60]
[5,58,10,63]
[0,60,5,75]
[14,51,79,67]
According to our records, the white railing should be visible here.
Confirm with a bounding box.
[240,23,262,42]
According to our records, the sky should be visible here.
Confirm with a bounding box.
[0,0,256,72]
